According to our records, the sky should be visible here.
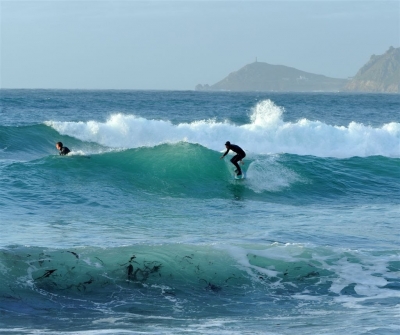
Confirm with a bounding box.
[0,0,399,90]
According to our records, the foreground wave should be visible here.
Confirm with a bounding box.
[1,243,399,326]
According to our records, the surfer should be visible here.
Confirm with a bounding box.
[220,141,246,176]
[56,142,70,156]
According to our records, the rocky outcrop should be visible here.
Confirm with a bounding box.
[344,46,400,93]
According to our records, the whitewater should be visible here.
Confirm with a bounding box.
[45,99,400,158]
[0,90,399,335]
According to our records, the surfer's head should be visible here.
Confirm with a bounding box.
[225,141,231,148]
[56,142,63,150]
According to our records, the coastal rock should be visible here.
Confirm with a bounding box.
[343,46,400,93]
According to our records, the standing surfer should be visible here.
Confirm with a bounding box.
[220,141,246,176]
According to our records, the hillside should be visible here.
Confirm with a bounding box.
[344,46,400,93]
[195,62,347,92]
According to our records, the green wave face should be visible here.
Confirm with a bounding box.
[1,243,398,322]
[2,140,399,205]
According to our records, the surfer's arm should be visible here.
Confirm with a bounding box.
[220,149,229,159]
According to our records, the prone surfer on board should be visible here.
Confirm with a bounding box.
[220,141,246,176]
[56,142,70,156]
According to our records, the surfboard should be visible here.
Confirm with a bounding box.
[234,172,246,180]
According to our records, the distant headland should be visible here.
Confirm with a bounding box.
[343,46,400,93]
[196,47,400,93]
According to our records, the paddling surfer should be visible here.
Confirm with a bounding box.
[56,142,70,156]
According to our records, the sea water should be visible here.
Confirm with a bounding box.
[0,90,399,334]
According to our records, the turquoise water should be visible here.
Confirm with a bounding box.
[1,90,399,334]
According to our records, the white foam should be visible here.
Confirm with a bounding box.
[245,155,304,193]
[313,249,400,308]
[45,99,400,158]
[329,256,388,295]
[224,243,400,309]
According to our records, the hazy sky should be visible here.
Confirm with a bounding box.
[1,0,399,89]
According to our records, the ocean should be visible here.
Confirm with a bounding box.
[0,90,399,334]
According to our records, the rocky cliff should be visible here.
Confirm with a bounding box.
[344,46,400,93]
[196,62,347,92]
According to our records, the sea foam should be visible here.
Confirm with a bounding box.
[45,99,400,158]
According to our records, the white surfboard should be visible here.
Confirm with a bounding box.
[234,171,246,180]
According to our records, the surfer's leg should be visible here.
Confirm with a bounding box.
[230,155,242,174]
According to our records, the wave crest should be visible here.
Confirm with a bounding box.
[45,100,400,158]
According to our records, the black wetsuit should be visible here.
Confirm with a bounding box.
[59,147,70,156]
[222,144,246,175]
